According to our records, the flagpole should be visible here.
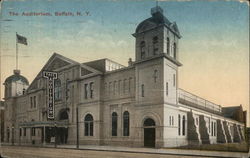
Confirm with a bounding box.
[16,32,18,70]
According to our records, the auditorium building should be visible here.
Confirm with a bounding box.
[3,6,246,148]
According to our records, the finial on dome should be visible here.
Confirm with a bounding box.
[151,6,163,17]
[13,69,20,75]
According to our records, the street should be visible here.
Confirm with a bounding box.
[0,146,212,158]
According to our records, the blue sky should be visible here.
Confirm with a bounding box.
[0,0,249,124]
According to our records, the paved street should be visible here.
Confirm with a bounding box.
[0,146,212,158]
[0,145,249,158]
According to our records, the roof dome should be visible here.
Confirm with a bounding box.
[135,6,180,37]
[4,70,29,85]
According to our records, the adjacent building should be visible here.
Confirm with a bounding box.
[3,6,246,148]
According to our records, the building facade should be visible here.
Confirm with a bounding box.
[3,6,246,148]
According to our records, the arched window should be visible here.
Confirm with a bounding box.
[182,116,186,136]
[54,79,62,100]
[153,36,158,55]
[59,110,68,120]
[84,114,93,136]
[143,118,155,126]
[173,43,177,59]
[123,111,129,136]
[166,37,170,55]
[112,112,118,136]
[140,41,146,59]
[178,114,181,136]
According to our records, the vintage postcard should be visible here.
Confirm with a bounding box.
[0,0,249,157]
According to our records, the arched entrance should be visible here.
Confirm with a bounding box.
[143,118,156,147]
[58,110,69,144]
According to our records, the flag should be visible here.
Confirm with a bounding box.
[16,33,28,45]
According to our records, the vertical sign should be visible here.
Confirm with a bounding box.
[43,71,58,119]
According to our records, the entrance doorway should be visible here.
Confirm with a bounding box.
[143,118,156,147]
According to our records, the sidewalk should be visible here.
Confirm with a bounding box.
[1,143,249,158]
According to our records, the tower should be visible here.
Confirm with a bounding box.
[133,6,182,105]
[133,6,181,62]
[4,70,29,99]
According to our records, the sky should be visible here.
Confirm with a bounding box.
[0,0,249,124]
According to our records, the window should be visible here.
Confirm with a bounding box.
[166,82,168,96]
[84,83,88,99]
[123,111,129,136]
[54,79,62,100]
[128,77,132,92]
[66,79,70,100]
[173,74,176,87]
[140,41,146,59]
[153,70,158,83]
[30,97,33,108]
[109,82,112,95]
[153,36,158,55]
[169,116,174,126]
[172,116,174,126]
[123,79,127,94]
[33,96,36,108]
[208,119,211,134]
[169,116,171,126]
[24,128,26,136]
[173,43,177,59]
[211,122,214,136]
[90,82,94,98]
[112,112,118,136]
[182,116,186,136]
[104,82,107,95]
[141,84,145,97]
[167,37,170,55]
[32,128,36,136]
[118,80,121,94]
[19,128,22,137]
[178,115,181,136]
[113,81,117,95]
[213,122,216,136]
[84,114,93,136]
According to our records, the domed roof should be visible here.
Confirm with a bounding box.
[135,6,181,38]
[4,70,29,85]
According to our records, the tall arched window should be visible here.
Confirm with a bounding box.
[123,111,130,136]
[173,43,177,59]
[54,79,62,100]
[112,112,118,136]
[166,37,170,55]
[182,116,186,136]
[140,41,146,59]
[84,114,93,136]
[153,36,158,55]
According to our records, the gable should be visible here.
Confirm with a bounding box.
[46,57,72,71]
